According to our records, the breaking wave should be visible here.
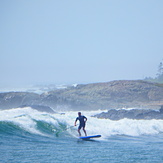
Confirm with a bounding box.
[0,107,163,139]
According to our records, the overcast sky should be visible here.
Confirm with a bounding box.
[0,0,163,87]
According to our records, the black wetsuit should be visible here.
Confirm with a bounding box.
[76,115,87,129]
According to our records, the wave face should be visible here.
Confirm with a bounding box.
[0,107,163,138]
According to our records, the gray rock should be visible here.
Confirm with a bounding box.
[93,106,163,120]
[0,92,40,109]
[0,80,163,111]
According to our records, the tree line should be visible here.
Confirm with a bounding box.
[144,60,163,83]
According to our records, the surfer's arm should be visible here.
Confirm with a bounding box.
[84,117,87,123]
[74,120,77,126]
[74,118,78,126]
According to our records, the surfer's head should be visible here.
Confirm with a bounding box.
[78,112,81,116]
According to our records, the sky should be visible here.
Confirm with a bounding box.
[0,0,163,87]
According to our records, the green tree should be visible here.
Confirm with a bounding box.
[144,59,163,83]
[156,61,163,82]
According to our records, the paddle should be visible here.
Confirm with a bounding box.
[55,125,77,137]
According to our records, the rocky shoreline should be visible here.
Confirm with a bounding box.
[93,106,163,120]
[0,80,163,112]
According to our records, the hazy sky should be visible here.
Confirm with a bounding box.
[0,0,163,87]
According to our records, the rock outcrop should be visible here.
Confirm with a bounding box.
[0,92,40,109]
[40,80,163,110]
[93,106,163,120]
[0,80,163,111]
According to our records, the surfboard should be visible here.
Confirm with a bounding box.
[79,135,101,139]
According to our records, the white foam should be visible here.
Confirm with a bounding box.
[0,108,163,138]
[0,107,56,136]
[53,110,163,138]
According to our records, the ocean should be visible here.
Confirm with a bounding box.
[0,107,163,163]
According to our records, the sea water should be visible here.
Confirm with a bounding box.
[0,107,163,163]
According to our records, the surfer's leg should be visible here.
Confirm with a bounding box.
[78,126,82,136]
[83,127,87,136]
[78,129,81,136]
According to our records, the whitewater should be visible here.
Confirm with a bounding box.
[0,107,163,162]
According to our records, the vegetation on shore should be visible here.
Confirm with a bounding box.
[144,60,163,83]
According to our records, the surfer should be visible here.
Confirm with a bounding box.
[74,112,87,137]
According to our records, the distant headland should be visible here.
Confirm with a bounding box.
[0,80,163,111]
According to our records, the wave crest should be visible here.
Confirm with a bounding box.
[0,108,163,138]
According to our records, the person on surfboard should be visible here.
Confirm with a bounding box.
[74,112,87,137]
